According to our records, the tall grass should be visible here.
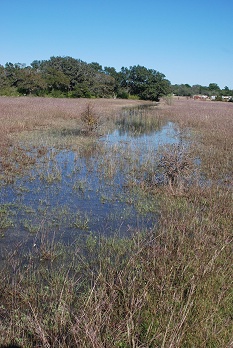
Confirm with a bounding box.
[0,97,150,179]
[0,97,232,347]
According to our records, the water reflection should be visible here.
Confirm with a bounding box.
[116,108,161,136]
[0,120,180,255]
[103,121,179,149]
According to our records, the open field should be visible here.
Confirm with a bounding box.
[0,96,150,162]
[0,96,232,347]
[0,97,152,184]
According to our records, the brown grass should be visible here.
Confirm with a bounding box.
[0,97,232,347]
[0,96,150,135]
[0,96,150,177]
[158,98,233,182]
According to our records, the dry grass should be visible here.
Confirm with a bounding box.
[159,98,233,182]
[0,96,150,178]
[0,96,150,135]
[0,97,232,347]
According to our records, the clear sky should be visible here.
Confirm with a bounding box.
[1,0,233,89]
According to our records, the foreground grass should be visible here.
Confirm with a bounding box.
[0,97,232,347]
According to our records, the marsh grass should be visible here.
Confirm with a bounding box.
[0,204,14,233]
[0,97,232,347]
[0,97,150,178]
[158,99,233,182]
[116,105,161,136]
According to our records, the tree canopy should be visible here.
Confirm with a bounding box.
[171,83,232,98]
[0,56,171,100]
[118,65,171,101]
[1,56,231,100]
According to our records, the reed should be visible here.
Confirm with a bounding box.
[0,97,232,347]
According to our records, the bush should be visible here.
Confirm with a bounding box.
[128,94,139,100]
[49,89,68,98]
[70,85,92,98]
[80,103,101,134]
[0,87,21,96]
[117,90,129,99]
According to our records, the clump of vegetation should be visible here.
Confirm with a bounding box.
[156,143,195,194]
[116,105,161,135]
[80,103,102,134]
[0,58,171,101]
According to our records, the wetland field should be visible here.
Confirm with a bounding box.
[0,96,232,347]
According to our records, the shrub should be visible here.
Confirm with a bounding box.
[128,94,139,100]
[117,90,129,99]
[80,103,101,134]
[0,87,21,96]
[148,143,196,195]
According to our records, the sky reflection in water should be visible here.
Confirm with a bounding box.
[0,122,180,252]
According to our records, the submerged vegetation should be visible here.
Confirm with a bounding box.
[0,96,232,347]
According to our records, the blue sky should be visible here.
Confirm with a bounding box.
[1,0,233,88]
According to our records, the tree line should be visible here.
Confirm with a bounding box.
[172,83,233,100]
[0,56,171,101]
[0,56,232,101]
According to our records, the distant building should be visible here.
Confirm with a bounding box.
[193,95,208,100]
[222,96,232,102]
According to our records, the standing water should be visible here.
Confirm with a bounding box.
[0,114,181,257]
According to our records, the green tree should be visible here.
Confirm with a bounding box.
[0,57,171,100]
[43,67,70,92]
[4,62,22,87]
[208,83,221,96]
[89,62,103,72]
[208,83,220,91]
[16,67,47,95]
[172,84,192,96]
[120,65,171,101]
[222,86,232,96]
[31,60,44,72]
[90,72,115,98]
[40,56,93,92]
[103,67,121,97]
[0,65,10,90]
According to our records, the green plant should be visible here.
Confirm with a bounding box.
[0,204,14,231]
[163,93,173,105]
